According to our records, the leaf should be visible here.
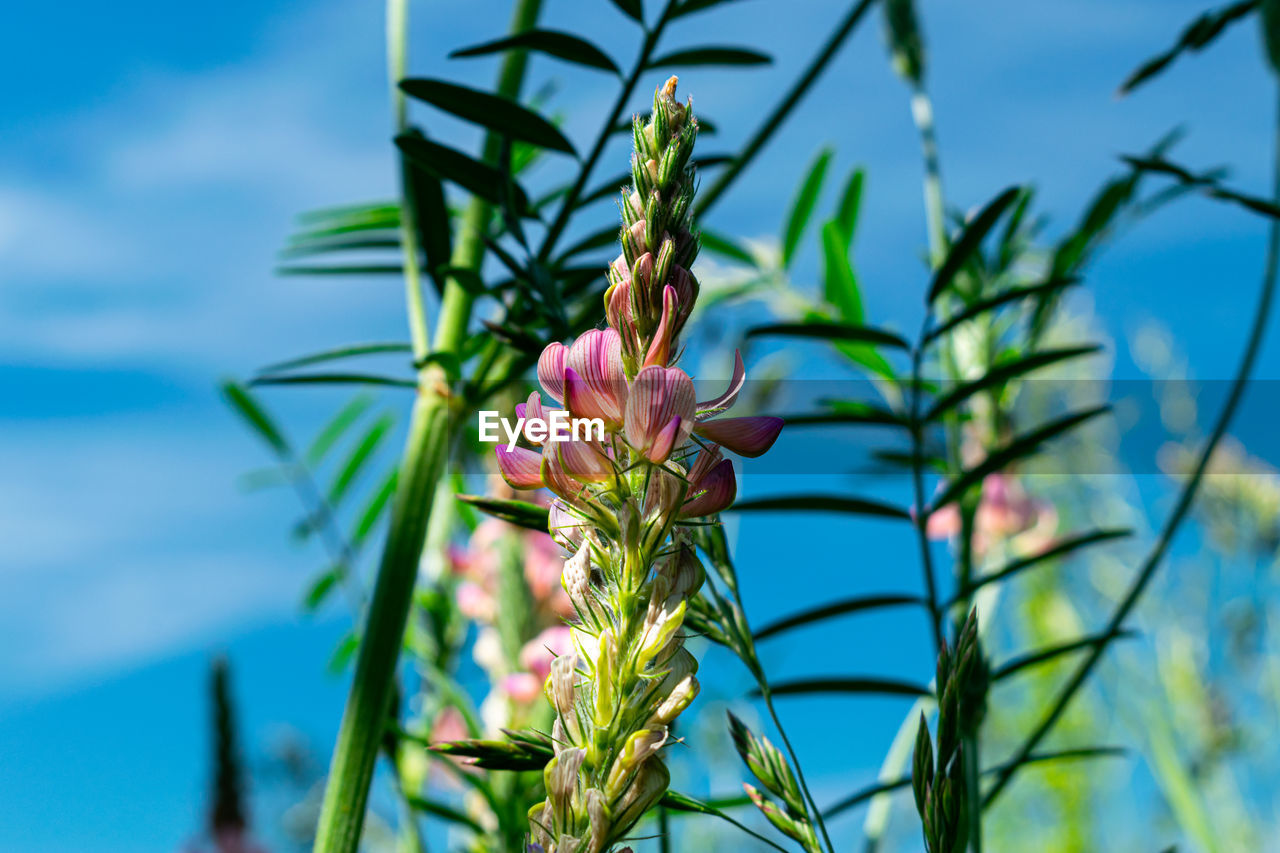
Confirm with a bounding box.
[1117,0,1260,95]
[251,373,418,390]
[556,225,620,263]
[746,320,909,350]
[833,167,865,252]
[352,468,399,547]
[760,677,932,699]
[931,405,1110,511]
[275,263,404,276]
[924,276,1078,344]
[698,228,756,266]
[260,342,413,375]
[329,414,395,508]
[955,528,1133,602]
[659,792,789,852]
[648,46,772,68]
[730,494,911,520]
[450,29,620,74]
[781,408,907,429]
[822,776,912,819]
[328,631,360,674]
[821,220,864,323]
[307,394,375,466]
[279,235,401,258]
[923,345,1102,422]
[992,628,1137,682]
[672,0,750,18]
[222,382,289,456]
[400,130,454,294]
[303,567,342,611]
[399,78,576,155]
[782,148,832,268]
[1124,154,1280,219]
[927,186,1021,303]
[429,730,554,770]
[754,594,925,641]
[396,133,534,216]
[606,0,644,22]
[456,494,550,532]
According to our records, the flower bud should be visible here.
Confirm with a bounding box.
[610,760,669,831]
[650,673,699,726]
[584,788,609,853]
[545,747,584,803]
[548,653,578,717]
[606,726,668,793]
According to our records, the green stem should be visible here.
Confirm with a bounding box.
[909,338,945,655]
[695,0,876,218]
[982,82,1280,811]
[911,84,946,267]
[389,0,429,360]
[756,671,836,853]
[311,2,543,850]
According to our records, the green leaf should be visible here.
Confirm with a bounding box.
[659,792,789,852]
[648,46,772,68]
[1124,154,1280,219]
[927,186,1021,303]
[450,29,620,74]
[992,629,1137,682]
[222,381,289,456]
[833,167,866,251]
[401,129,454,294]
[328,631,360,674]
[399,78,576,155]
[782,148,832,268]
[260,343,412,376]
[606,0,644,22]
[1118,0,1260,95]
[429,729,554,770]
[821,220,864,322]
[672,0,750,18]
[306,394,375,466]
[931,405,1111,511]
[760,677,932,699]
[923,345,1102,422]
[754,594,925,641]
[279,235,401,258]
[435,265,488,296]
[730,494,910,520]
[351,468,399,547]
[698,228,756,266]
[251,373,417,390]
[396,133,534,216]
[303,567,342,611]
[954,528,1132,602]
[924,276,1078,344]
[406,796,486,834]
[275,264,404,276]
[456,494,550,532]
[747,320,909,350]
[329,414,395,508]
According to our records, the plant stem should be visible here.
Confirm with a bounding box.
[909,337,945,655]
[537,0,679,261]
[310,2,542,850]
[983,83,1280,811]
[388,0,429,361]
[756,669,836,853]
[695,0,876,218]
[911,84,946,267]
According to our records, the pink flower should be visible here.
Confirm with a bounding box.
[456,581,495,622]
[519,625,574,682]
[503,672,543,705]
[681,447,737,518]
[625,365,696,462]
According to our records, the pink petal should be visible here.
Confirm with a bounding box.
[625,365,696,454]
[538,342,568,403]
[503,672,543,705]
[643,285,679,368]
[694,416,784,458]
[541,450,588,504]
[565,330,626,423]
[646,415,682,464]
[495,445,543,489]
[556,437,614,483]
[681,459,737,518]
[696,350,746,420]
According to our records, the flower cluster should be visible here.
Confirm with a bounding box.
[492,78,783,852]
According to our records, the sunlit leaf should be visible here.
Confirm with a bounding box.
[782,148,832,268]
[698,228,756,266]
[306,394,375,466]
[352,468,399,547]
[303,566,343,611]
[821,220,864,322]
[328,631,359,673]
[329,414,395,508]
[400,78,576,155]
[833,167,865,252]
[222,382,289,456]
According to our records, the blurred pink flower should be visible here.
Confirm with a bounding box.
[519,625,574,682]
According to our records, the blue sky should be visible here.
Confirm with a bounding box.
[3,0,1279,850]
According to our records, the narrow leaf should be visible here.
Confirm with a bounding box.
[352,468,399,547]
[275,264,403,276]
[251,373,417,390]
[821,220,864,321]
[306,394,375,466]
[406,796,486,834]
[923,345,1101,422]
[456,494,550,532]
[992,628,1137,682]
[303,567,342,611]
[450,29,620,74]
[222,382,289,456]
[925,277,1078,344]
[927,186,1021,303]
[260,342,412,375]
[754,594,925,641]
[955,528,1133,602]
[782,148,832,268]
[396,133,534,216]
[329,415,395,508]
[400,78,576,155]
[659,792,789,853]
[648,46,772,68]
[834,167,866,251]
[747,320,909,350]
[730,494,909,520]
[699,228,756,266]
[1117,0,1260,95]
[760,677,932,699]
